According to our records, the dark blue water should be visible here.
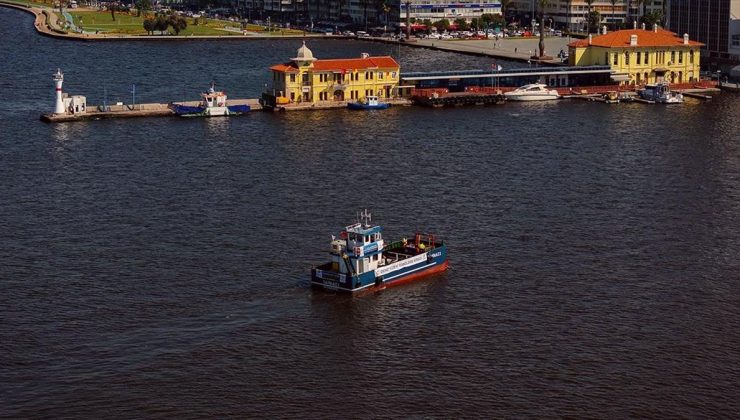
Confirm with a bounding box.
[2,7,740,418]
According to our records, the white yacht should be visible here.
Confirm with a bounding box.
[504,83,560,101]
[639,82,684,104]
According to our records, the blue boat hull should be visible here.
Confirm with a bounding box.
[347,102,390,110]
[172,104,251,116]
[311,243,448,293]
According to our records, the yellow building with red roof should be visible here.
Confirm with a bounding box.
[568,26,704,86]
[264,42,402,106]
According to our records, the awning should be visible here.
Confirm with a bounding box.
[610,73,631,82]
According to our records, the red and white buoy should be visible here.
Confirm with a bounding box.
[53,69,65,114]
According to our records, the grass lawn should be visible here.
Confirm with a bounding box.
[67,11,303,36]
[69,11,145,34]
[2,0,60,9]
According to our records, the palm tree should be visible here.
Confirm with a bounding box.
[499,0,511,16]
[536,0,550,58]
[404,0,411,38]
[610,0,616,30]
[337,0,346,21]
[361,0,369,31]
[585,0,594,33]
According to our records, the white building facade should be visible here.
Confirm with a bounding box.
[400,1,502,22]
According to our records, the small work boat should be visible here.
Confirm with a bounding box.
[603,91,620,104]
[638,81,683,104]
[311,210,448,293]
[172,83,251,117]
[347,95,390,110]
[504,83,560,101]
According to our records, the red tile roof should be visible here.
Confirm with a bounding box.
[270,63,299,73]
[270,56,399,73]
[313,56,399,71]
[568,29,704,48]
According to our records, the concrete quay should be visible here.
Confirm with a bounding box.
[41,99,262,122]
[359,36,572,66]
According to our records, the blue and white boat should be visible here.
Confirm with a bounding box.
[172,83,251,117]
[311,210,448,293]
[347,95,390,110]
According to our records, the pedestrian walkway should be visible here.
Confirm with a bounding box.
[413,36,573,65]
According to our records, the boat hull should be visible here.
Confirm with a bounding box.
[504,94,560,101]
[173,104,251,117]
[311,244,448,293]
[347,102,390,110]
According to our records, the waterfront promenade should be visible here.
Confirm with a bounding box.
[413,37,572,64]
[0,0,320,40]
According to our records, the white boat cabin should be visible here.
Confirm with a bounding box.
[364,96,380,106]
[329,211,385,275]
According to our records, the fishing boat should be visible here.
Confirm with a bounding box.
[172,83,251,117]
[602,91,620,104]
[347,95,390,110]
[638,81,683,104]
[311,210,448,293]
[504,83,560,101]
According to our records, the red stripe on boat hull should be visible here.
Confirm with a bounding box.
[354,259,449,295]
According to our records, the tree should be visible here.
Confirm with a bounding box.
[471,18,480,31]
[536,0,550,58]
[361,0,369,31]
[136,0,151,17]
[422,19,433,34]
[480,13,494,28]
[110,2,116,21]
[379,1,390,26]
[168,14,187,35]
[155,14,169,35]
[433,19,450,32]
[639,9,662,27]
[586,10,601,33]
[610,0,617,30]
[585,0,594,32]
[499,0,511,18]
[454,17,469,31]
[337,0,346,21]
[143,17,155,35]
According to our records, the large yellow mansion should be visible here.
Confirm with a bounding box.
[264,42,402,106]
[568,27,703,85]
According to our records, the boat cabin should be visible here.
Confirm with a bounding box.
[329,213,385,276]
[202,84,227,108]
[364,96,381,106]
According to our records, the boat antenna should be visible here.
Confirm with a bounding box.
[360,209,372,227]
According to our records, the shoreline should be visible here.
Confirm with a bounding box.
[0,1,325,41]
[0,0,563,65]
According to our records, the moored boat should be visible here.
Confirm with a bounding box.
[638,81,683,104]
[347,95,390,110]
[311,210,448,293]
[172,83,251,117]
[504,83,560,101]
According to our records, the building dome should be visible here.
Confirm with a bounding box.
[292,41,317,63]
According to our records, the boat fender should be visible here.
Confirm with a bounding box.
[427,254,434,263]
[375,277,383,287]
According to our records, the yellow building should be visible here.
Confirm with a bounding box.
[264,42,402,106]
[568,27,704,85]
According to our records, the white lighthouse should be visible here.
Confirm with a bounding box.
[53,69,65,114]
